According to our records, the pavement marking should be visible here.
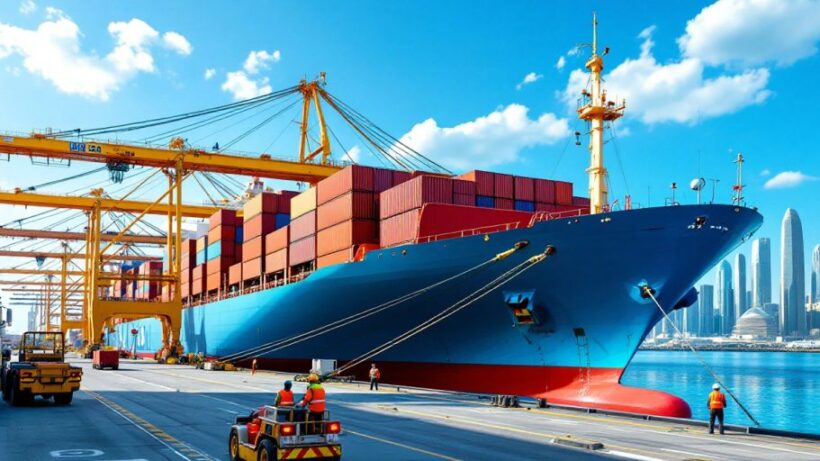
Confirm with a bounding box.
[646,430,817,456]
[607,450,666,461]
[84,390,215,461]
[109,370,178,391]
[50,449,104,457]
[219,408,240,414]
[660,447,711,458]
[345,429,461,461]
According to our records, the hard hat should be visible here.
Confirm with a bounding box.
[308,373,319,383]
[712,383,720,390]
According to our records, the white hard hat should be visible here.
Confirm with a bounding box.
[712,383,720,390]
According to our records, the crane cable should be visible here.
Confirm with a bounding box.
[220,242,529,363]
[331,245,555,377]
[641,286,760,427]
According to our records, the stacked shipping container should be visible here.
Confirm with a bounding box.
[241,191,292,286]
[456,170,574,212]
[289,187,317,273]
[180,239,196,300]
[205,210,241,294]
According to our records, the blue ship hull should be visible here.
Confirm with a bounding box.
[111,204,761,417]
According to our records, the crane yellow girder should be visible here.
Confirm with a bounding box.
[0,227,166,244]
[0,250,160,261]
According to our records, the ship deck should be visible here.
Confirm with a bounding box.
[3,357,817,461]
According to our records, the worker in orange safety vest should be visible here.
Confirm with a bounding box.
[369,363,381,391]
[274,380,295,407]
[298,374,326,433]
[707,383,728,434]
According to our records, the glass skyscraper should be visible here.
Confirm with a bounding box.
[812,244,820,303]
[734,253,747,319]
[751,237,771,308]
[698,284,714,336]
[780,208,806,336]
[716,260,734,335]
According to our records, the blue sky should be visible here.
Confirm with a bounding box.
[0,0,819,324]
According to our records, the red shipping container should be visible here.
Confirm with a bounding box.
[379,209,420,248]
[206,272,222,292]
[374,168,394,193]
[317,247,354,269]
[393,170,412,186]
[277,191,299,214]
[207,256,233,275]
[242,257,263,281]
[243,191,278,219]
[317,165,374,205]
[317,191,376,230]
[572,196,590,207]
[228,263,242,285]
[208,225,235,245]
[418,204,532,240]
[534,179,557,204]
[243,236,264,261]
[535,202,558,212]
[494,174,514,199]
[555,181,573,205]
[265,249,288,274]
[289,236,316,266]
[243,213,276,241]
[181,239,196,270]
[514,177,535,201]
[317,220,378,256]
[265,226,289,253]
[452,179,476,195]
[457,170,494,196]
[453,193,476,206]
[380,175,454,219]
[289,211,316,242]
[495,198,514,210]
[209,209,238,229]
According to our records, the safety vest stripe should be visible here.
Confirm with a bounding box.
[310,399,325,403]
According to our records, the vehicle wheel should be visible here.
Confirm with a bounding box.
[9,375,30,406]
[256,438,275,461]
[54,392,73,405]
[228,428,241,461]
[1,377,9,401]
[42,394,53,401]
[112,365,119,370]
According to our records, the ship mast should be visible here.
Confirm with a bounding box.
[577,13,625,214]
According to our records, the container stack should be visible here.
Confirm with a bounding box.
[180,239,196,301]
[316,165,379,269]
[205,209,241,295]
[289,187,317,274]
[137,261,162,300]
[241,192,277,286]
[264,225,289,282]
[191,264,205,297]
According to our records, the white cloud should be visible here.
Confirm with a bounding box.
[5,65,21,77]
[398,104,570,170]
[556,56,566,70]
[679,0,820,67]
[515,72,543,90]
[0,14,189,101]
[221,71,271,100]
[346,145,361,163]
[243,49,280,75]
[760,168,771,177]
[162,31,192,56]
[204,68,216,80]
[19,0,36,15]
[764,171,818,189]
[561,26,770,124]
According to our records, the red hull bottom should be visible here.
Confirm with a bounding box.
[247,358,692,419]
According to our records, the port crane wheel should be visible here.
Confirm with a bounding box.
[256,439,275,461]
[228,429,241,461]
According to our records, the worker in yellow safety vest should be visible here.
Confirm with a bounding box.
[707,383,728,435]
[274,380,295,407]
[298,374,326,433]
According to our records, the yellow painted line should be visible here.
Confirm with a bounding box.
[85,390,215,461]
[346,429,461,461]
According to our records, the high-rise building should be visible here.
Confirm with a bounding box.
[716,260,734,335]
[734,253,747,319]
[812,244,820,303]
[698,284,714,336]
[685,290,699,336]
[27,307,36,332]
[751,238,772,308]
[780,209,806,336]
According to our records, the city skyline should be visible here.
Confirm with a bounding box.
[781,208,806,336]
[751,237,772,308]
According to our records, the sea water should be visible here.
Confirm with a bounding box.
[622,350,819,434]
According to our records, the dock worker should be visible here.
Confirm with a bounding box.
[298,374,326,433]
[369,363,381,391]
[274,380,294,407]
[707,383,727,435]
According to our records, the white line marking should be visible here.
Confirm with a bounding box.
[660,448,709,457]
[108,370,177,391]
[606,450,665,461]
[219,408,239,414]
[647,430,816,456]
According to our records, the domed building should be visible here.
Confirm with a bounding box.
[732,307,777,339]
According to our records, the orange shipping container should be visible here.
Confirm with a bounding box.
[317,165,374,205]
[265,226,289,253]
[289,236,316,266]
[317,220,378,256]
[290,211,316,242]
[208,225,236,244]
[243,213,276,240]
[290,187,316,219]
[379,209,420,248]
[228,263,242,285]
[457,170,494,196]
[206,272,222,292]
[317,191,376,230]
[243,235,264,262]
[192,264,204,281]
[209,209,239,229]
[242,257,263,281]
[265,249,288,274]
[243,191,278,219]
[317,247,354,269]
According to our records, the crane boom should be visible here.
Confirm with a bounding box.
[0,228,166,244]
[0,250,160,261]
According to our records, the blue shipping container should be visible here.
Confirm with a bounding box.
[476,196,495,208]
[235,226,244,243]
[275,213,290,229]
[195,249,207,266]
[206,241,222,260]
[514,200,535,212]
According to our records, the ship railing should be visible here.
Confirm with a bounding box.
[528,208,589,226]
[180,272,314,308]
[414,222,524,244]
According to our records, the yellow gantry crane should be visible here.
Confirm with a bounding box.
[0,78,346,353]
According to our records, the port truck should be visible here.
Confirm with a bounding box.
[1,331,82,406]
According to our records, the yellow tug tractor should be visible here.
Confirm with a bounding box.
[1,331,82,406]
[229,406,342,460]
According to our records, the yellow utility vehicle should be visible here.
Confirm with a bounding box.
[229,405,342,460]
[1,331,82,406]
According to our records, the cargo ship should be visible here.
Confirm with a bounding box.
[109,21,763,418]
